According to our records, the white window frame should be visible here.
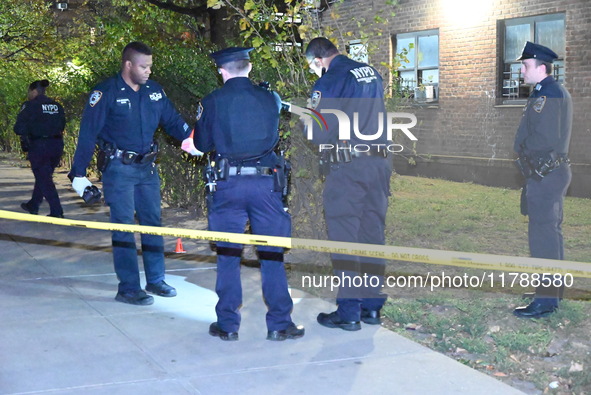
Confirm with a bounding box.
[394,29,440,103]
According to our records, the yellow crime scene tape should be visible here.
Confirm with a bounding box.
[0,209,590,278]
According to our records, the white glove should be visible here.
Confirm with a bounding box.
[181,137,204,156]
[72,177,92,197]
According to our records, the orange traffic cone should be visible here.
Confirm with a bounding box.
[175,238,187,253]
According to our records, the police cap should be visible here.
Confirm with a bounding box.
[210,47,254,67]
[517,41,558,63]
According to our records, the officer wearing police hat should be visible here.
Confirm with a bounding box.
[194,47,304,341]
[513,41,572,318]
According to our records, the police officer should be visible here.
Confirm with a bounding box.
[70,42,198,305]
[195,47,304,341]
[303,38,392,330]
[14,80,66,218]
[513,41,572,318]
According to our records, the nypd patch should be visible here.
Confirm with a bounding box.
[196,102,204,121]
[310,90,322,109]
[149,92,163,102]
[89,90,102,107]
[533,96,546,113]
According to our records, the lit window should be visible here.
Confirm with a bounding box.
[501,13,565,104]
[394,29,439,102]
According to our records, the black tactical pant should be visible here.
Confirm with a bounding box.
[27,137,64,217]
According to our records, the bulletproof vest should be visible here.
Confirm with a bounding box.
[213,79,280,165]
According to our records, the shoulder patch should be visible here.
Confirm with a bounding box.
[89,90,103,107]
[196,102,204,121]
[310,90,322,110]
[149,92,163,102]
[533,96,546,113]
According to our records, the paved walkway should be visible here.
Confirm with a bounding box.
[0,160,525,394]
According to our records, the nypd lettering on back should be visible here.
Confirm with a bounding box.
[41,104,59,115]
[350,66,377,83]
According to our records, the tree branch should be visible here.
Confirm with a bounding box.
[142,0,208,16]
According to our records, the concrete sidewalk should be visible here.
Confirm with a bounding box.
[0,160,525,395]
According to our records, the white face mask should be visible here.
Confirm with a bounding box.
[308,58,324,78]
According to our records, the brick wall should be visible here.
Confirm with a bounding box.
[316,0,591,196]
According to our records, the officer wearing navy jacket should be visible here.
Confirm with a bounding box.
[304,37,392,331]
[14,80,66,218]
[70,42,197,305]
[195,47,304,341]
[513,41,573,318]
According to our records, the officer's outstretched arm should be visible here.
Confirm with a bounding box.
[181,129,204,156]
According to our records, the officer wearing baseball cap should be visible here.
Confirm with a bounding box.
[513,41,572,318]
[194,46,304,341]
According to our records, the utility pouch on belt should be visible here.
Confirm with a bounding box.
[19,136,30,152]
[532,151,559,180]
[273,155,291,194]
[515,156,533,179]
[97,141,115,172]
[215,158,229,181]
[140,141,159,164]
[520,184,528,216]
[121,151,137,165]
[334,141,352,163]
[273,153,291,209]
[204,162,217,193]
[516,151,562,181]
[319,150,331,177]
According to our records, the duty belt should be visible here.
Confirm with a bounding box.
[30,135,62,140]
[228,166,273,176]
[350,150,388,159]
[556,154,570,165]
[113,148,157,165]
[330,147,387,163]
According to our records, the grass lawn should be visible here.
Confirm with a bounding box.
[380,175,591,394]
